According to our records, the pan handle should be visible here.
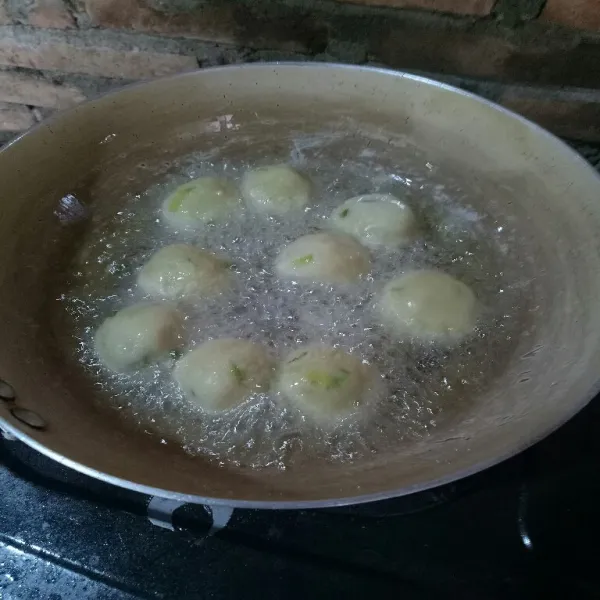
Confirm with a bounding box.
[148,496,235,539]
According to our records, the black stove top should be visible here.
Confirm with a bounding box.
[1,396,599,600]
[1,142,600,600]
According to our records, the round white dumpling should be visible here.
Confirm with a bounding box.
[378,270,478,343]
[242,165,311,215]
[275,232,370,284]
[173,338,274,413]
[277,345,379,424]
[162,177,239,229]
[330,193,418,249]
[137,244,232,300]
[95,303,184,372]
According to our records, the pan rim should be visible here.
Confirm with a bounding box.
[1,61,600,509]
[1,382,598,509]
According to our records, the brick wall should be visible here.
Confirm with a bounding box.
[1,0,600,142]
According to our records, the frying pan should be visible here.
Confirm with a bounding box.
[1,63,599,509]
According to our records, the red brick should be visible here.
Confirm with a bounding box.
[541,0,600,32]
[368,23,600,88]
[0,39,198,79]
[375,28,513,79]
[499,92,600,142]
[29,0,75,29]
[84,0,247,44]
[0,102,36,132]
[0,72,85,108]
[83,0,328,53]
[337,0,495,15]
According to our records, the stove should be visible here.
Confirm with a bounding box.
[1,142,599,600]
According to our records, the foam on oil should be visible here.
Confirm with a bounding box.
[55,127,529,470]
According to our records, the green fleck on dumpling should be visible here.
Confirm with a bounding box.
[328,369,350,389]
[340,208,349,218]
[305,369,349,390]
[292,253,314,267]
[230,362,246,384]
[168,187,189,212]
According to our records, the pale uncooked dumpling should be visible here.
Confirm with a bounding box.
[162,177,239,229]
[275,232,370,284]
[277,345,379,424]
[137,244,232,300]
[95,303,184,372]
[378,270,478,344]
[330,193,418,249]
[173,338,274,413]
[242,165,311,215]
